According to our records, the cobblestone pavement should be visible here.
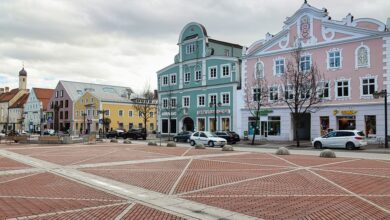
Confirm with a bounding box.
[0,142,389,219]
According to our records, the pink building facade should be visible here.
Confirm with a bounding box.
[238,2,390,141]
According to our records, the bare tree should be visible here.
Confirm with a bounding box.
[133,85,155,136]
[244,70,269,145]
[280,45,325,147]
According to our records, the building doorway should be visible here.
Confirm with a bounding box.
[182,117,194,132]
[320,116,329,136]
[261,121,268,137]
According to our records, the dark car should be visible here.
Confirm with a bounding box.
[215,131,237,144]
[106,129,125,139]
[173,131,192,142]
[125,128,147,140]
[227,131,240,143]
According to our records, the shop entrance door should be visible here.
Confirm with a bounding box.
[261,121,268,137]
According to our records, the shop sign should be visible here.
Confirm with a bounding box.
[258,109,273,116]
[333,109,358,116]
[197,109,230,115]
[161,112,177,116]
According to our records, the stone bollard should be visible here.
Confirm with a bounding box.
[275,147,290,155]
[148,141,158,146]
[222,145,234,151]
[166,141,176,147]
[320,149,336,158]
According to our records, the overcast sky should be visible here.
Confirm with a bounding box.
[0,0,389,93]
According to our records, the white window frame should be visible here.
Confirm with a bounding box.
[283,84,294,100]
[220,92,230,106]
[185,43,196,54]
[162,98,169,108]
[317,81,331,100]
[162,76,168,86]
[254,61,265,79]
[273,58,285,76]
[184,72,191,83]
[170,97,177,108]
[355,44,371,69]
[197,95,206,107]
[360,75,377,98]
[220,116,231,131]
[208,66,217,80]
[327,48,342,70]
[335,79,351,99]
[300,54,312,72]
[209,117,218,132]
[220,64,231,78]
[196,117,206,132]
[208,93,217,105]
[269,86,279,102]
[182,96,190,107]
[128,110,133,117]
[170,73,177,85]
[195,70,202,81]
[118,109,124,117]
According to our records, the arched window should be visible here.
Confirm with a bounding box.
[254,62,264,79]
[355,45,370,68]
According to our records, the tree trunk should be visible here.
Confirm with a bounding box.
[294,113,300,147]
[251,111,259,145]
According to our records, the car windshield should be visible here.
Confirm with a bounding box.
[357,131,365,137]
[204,132,217,137]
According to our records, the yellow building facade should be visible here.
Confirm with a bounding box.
[74,92,157,134]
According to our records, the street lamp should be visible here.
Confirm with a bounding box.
[97,110,109,136]
[373,89,389,148]
[209,101,222,132]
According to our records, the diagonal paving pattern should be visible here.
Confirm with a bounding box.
[0,147,256,220]
[0,143,389,219]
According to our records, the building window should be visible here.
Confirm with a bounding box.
[55,91,59,98]
[195,70,202,81]
[60,111,63,119]
[138,111,143,117]
[150,112,154,118]
[186,43,196,54]
[65,111,68,119]
[183,96,190,107]
[60,90,64,97]
[221,117,230,131]
[162,76,168,85]
[275,59,285,75]
[268,116,281,136]
[118,110,123,117]
[198,95,205,107]
[221,93,230,105]
[128,110,133,117]
[197,118,205,131]
[361,77,376,96]
[60,100,63,108]
[150,123,154,130]
[338,116,356,130]
[184,72,191,83]
[284,85,294,100]
[221,65,230,77]
[328,50,341,69]
[269,86,279,101]
[300,55,311,72]
[170,74,176,84]
[336,80,350,98]
[209,67,217,79]
[356,45,370,68]
[138,123,143,128]
[162,98,168,108]
[129,123,133,129]
[318,81,330,99]
[365,115,376,137]
[209,94,217,105]
[224,49,230,56]
[255,62,264,79]
[65,100,68,108]
[170,98,177,108]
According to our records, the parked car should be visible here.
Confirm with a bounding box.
[43,129,55,135]
[173,131,192,142]
[106,129,125,139]
[124,128,147,140]
[227,131,241,143]
[215,131,237,144]
[312,130,367,150]
[190,131,227,147]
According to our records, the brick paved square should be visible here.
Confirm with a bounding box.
[0,156,31,170]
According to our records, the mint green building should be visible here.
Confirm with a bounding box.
[157,22,243,135]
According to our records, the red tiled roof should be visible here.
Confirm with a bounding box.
[0,89,19,102]
[9,93,29,108]
[33,88,54,111]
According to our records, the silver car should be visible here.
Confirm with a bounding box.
[312,130,367,150]
[190,131,227,147]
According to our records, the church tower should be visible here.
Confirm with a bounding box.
[19,67,27,90]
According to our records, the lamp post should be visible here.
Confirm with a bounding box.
[209,101,222,132]
[373,89,388,148]
[97,110,108,136]
[82,112,87,135]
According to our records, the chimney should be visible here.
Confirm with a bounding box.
[0,88,4,94]
[5,87,9,92]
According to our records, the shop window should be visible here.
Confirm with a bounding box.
[364,115,376,137]
[337,116,356,130]
[320,116,329,136]
[268,116,281,136]
[221,118,230,131]
[170,119,176,133]
[248,117,260,135]
[197,118,205,131]
[162,119,168,133]
[209,118,216,132]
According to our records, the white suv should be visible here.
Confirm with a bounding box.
[312,130,367,150]
[190,131,227,147]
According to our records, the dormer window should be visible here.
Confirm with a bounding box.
[186,43,196,54]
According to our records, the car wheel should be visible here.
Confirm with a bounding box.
[346,142,355,150]
[208,141,214,147]
[190,140,195,146]
[174,138,178,142]
[186,138,190,143]
[314,141,322,149]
